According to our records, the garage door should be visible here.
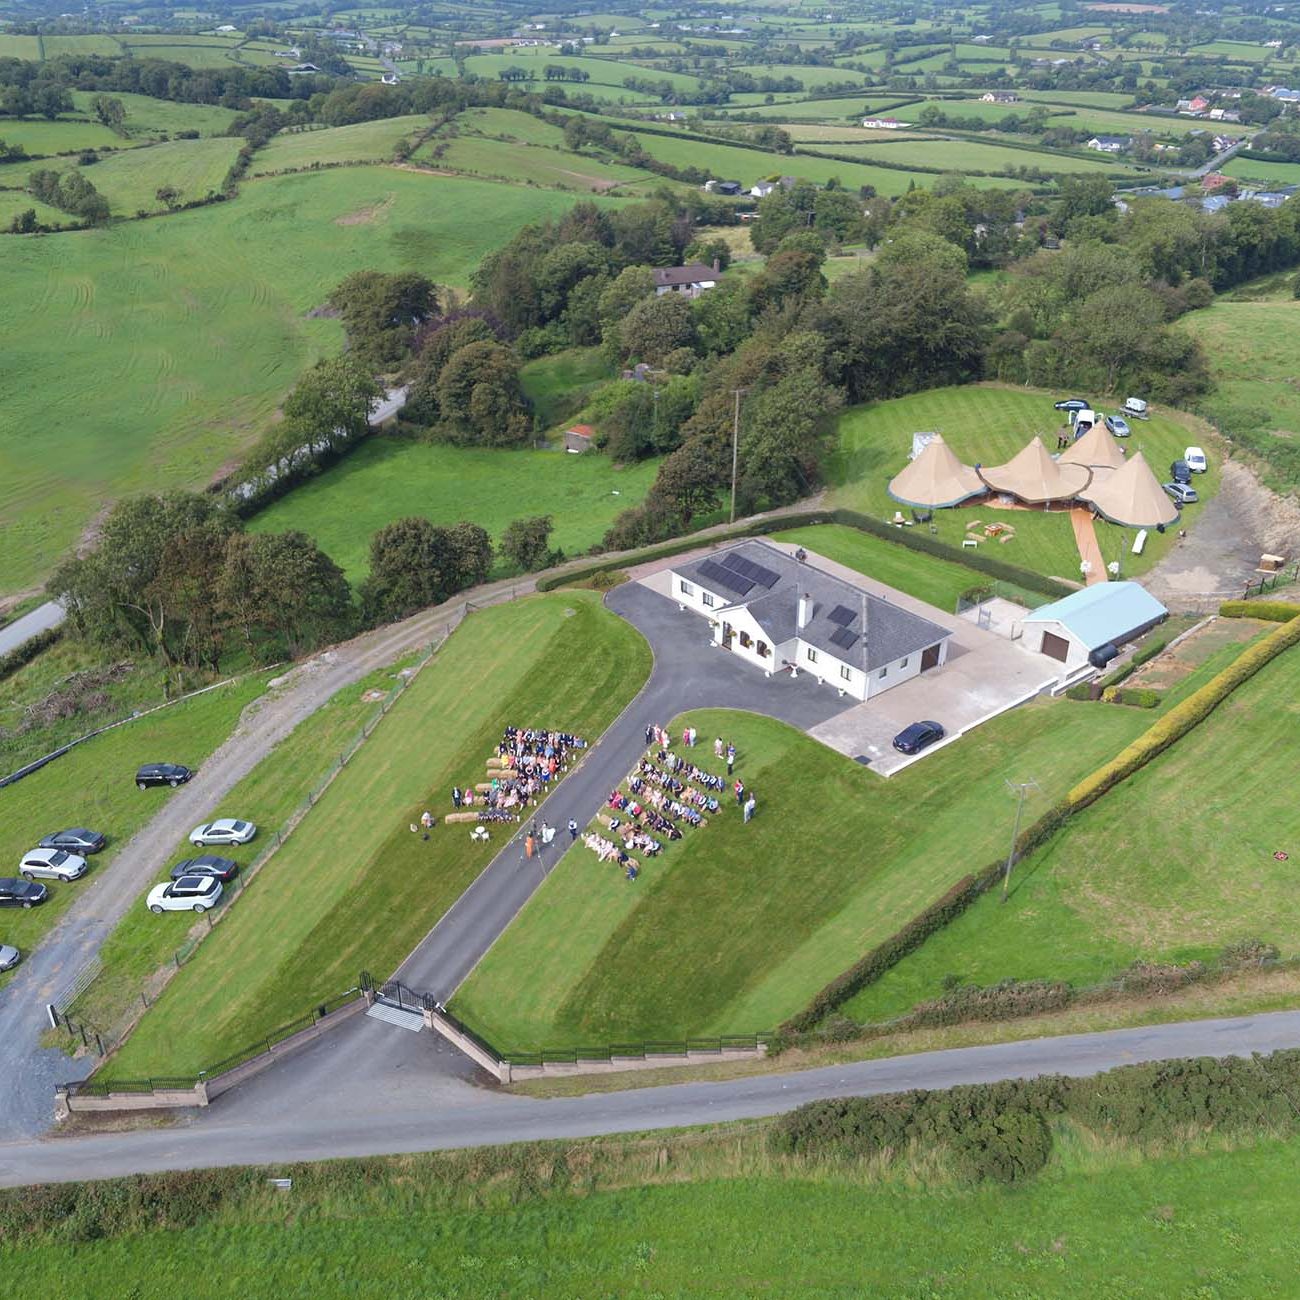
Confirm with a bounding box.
[920,644,941,672]
[1041,631,1070,663]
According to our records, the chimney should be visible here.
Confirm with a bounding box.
[797,592,811,630]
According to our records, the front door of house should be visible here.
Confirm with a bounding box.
[921,644,941,671]
[721,622,734,649]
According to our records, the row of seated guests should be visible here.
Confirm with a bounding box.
[472,808,518,824]
[632,764,721,813]
[583,832,639,871]
[606,818,662,857]
[608,787,704,833]
[452,781,539,810]
[651,749,726,791]
[498,727,587,772]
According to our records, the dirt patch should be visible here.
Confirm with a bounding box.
[335,193,396,226]
[305,303,340,319]
[1129,616,1268,691]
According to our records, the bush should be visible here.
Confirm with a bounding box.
[1219,599,1300,622]
[1109,687,1160,708]
[0,625,62,683]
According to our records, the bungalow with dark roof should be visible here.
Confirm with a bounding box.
[669,540,951,700]
[653,261,721,299]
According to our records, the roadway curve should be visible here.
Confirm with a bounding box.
[3,1008,1299,1187]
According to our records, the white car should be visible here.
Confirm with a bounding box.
[0,944,20,972]
[19,848,87,882]
[1184,446,1208,473]
[146,875,223,914]
[189,818,257,847]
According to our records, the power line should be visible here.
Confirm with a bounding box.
[1002,778,1040,903]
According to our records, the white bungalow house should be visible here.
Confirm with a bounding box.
[653,261,721,298]
[669,541,951,702]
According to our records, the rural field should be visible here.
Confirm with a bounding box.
[423,134,657,191]
[453,683,1154,1050]
[828,384,1218,584]
[100,592,652,1077]
[0,167,620,594]
[0,673,268,985]
[803,136,1143,176]
[0,117,128,155]
[1221,156,1300,187]
[74,136,243,214]
[250,115,433,172]
[246,435,661,583]
[849,626,1300,1023]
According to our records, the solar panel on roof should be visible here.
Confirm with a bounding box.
[697,559,753,598]
[829,627,859,651]
[719,552,780,588]
[748,561,780,588]
[827,605,857,627]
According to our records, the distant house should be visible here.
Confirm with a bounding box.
[215,24,237,33]
[653,261,721,299]
[1202,172,1230,192]
[1087,135,1132,154]
[564,425,594,454]
[980,91,1019,104]
[1176,94,1210,114]
[1200,195,1232,213]
[381,72,400,85]
[862,117,903,129]
[654,111,686,122]
[716,180,742,196]
[286,63,322,74]
[750,180,775,198]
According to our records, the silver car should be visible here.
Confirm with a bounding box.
[19,848,88,882]
[189,818,257,847]
[0,944,19,972]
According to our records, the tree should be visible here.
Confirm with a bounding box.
[405,315,498,424]
[360,517,462,622]
[738,366,841,509]
[617,293,695,364]
[648,438,722,527]
[280,355,380,457]
[435,340,531,446]
[499,516,554,571]
[747,247,827,314]
[445,521,493,590]
[692,278,752,355]
[92,95,126,132]
[597,265,656,334]
[330,270,439,368]
[155,185,181,210]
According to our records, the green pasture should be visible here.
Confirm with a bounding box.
[804,136,1140,177]
[247,436,658,584]
[1045,106,1221,138]
[1018,89,1139,108]
[0,190,68,227]
[461,52,703,94]
[454,686,1151,1049]
[41,34,125,56]
[1183,297,1300,493]
[0,34,40,59]
[828,384,1218,584]
[0,674,268,988]
[117,42,244,69]
[102,593,652,1077]
[519,346,615,428]
[251,116,432,172]
[69,91,242,139]
[849,628,1298,1023]
[0,118,129,156]
[79,137,243,213]
[733,62,871,88]
[426,135,654,191]
[65,661,407,1035]
[1222,156,1300,187]
[455,106,569,147]
[0,167,618,595]
[715,94,908,121]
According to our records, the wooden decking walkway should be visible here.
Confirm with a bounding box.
[1070,507,1108,585]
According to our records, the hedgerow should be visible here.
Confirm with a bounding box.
[1219,599,1300,622]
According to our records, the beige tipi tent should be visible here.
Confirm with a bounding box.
[888,434,984,509]
[977,436,1092,504]
[1059,422,1126,471]
[1082,450,1179,528]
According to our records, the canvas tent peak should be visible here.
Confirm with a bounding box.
[1080,450,1179,528]
[887,434,984,509]
[1059,421,1126,471]
[977,435,1092,504]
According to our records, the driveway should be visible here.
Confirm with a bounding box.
[0,600,65,657]
[6,1007,1300,1187]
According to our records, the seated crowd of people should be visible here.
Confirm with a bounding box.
[632,761,721,813]
[650,749,726,791]
[446,724,589,824]
[497,726,587,775]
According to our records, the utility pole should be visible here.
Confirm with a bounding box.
[730,388,747,525]
[1002,778,1039,903]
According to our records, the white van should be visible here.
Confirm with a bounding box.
[1123,397,1149,420]
[1184,446,1208,473]
[1071,408,1096,435]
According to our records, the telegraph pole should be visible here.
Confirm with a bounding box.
[1002,778,1039,903]
[730,388,747,525]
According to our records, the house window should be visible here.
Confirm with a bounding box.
[900,658,908,669]
[757,641,769,658]
[702,592,715,608]
[679,580,695,597]
[839,665,852,682]
[806,647,818,664]
[739,630,752,648]
[878,666,888,679]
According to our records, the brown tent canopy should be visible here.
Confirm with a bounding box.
[888,434,984,509]
[1082,450,1179,528]
[1059,422,1126,471]
[977,436,1092,504]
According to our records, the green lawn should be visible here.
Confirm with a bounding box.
[0,166,621,595]
[453,693,1152,1051]
[848,630,1300,1023]
[0,673,268,987]
[101,592,652,1078]
[247,435,658,584]
[65,661,411,1035]
[425,135,655,191]
[520,346,616,429]
[1183,297,1300,493]
[828,384,1219,584]
[251,116,433,172]
[0,117,130,155]
[1221,156,1300,188]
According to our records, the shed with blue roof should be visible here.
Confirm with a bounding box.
[1022,581,1167,674]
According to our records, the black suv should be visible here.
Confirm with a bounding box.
[136,763,193,790]
[1169,459,1192,484]
[0,878,48,909]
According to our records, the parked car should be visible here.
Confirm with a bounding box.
[19,848,87,882]
[169,854,238,883]
[1054,398,1090,412]
[146,875,222,914]
[1071,408,1097,434]
[0,944,19,972]
[892,721,946,755]
[1169,459,1192,484]
[37,828,106,854]
[1123,397,1150,420]
[1104,414,1131,438]
[1184,446,1208,473]
[0,878,48,909]
[188,818,256,847]
[137,763,193,790]
[1163,481,1199,506]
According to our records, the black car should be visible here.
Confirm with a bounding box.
[37,828,106,854]
[1054,398,1090,412]
[1169,459,1192,484]
[892,720,946,756]
[170,854,238,883]
[0,878,48,909]
[136,763,193,790]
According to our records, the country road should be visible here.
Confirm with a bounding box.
[3,1008,1300,1188]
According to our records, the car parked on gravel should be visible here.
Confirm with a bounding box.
[136,763,193,789]
[37,829,106,854]
[146,875,222,914]
[19,848,87,882]
[169,855,238,883]
[0,879,48,909]
[188,819,256,847]
[0,944,19,972]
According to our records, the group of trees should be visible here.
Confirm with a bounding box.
[329,270,440,369]
[27,167,108,222]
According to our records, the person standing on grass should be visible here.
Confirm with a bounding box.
[714,736,724,759]
[726,743,736,775]
[734,779,745,807]
[452,786,462,809]
[743,793,756,824]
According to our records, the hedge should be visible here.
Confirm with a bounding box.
[1219,599,1300,622]
[1101,686,1160,708]
[1101,632,1169,687]
[0,624,62,683]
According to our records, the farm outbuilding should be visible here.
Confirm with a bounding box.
[1021,582,1168,675]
